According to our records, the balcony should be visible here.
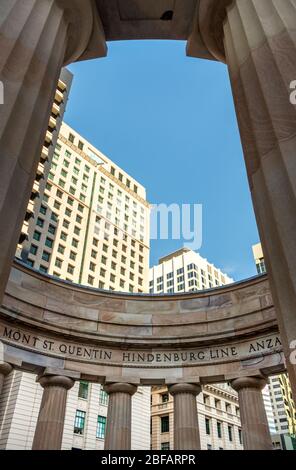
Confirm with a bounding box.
[48,115,57,130]
[55,89,64,104]
[51,102,60,116]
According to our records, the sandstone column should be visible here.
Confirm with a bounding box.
[0,0,105,300]
[0,362,12,395]
[231,377,272,450]
[32,374,75,450]
[199,0,296,401]
[168,383,201,450]
[103,383,137,450]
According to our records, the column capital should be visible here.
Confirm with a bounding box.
[199,0,234,62]
[56,0,107,65]
[0,362,13,377]
[168,383,202,396]
[37,374,75,391]
[103,382,137,396]
[231,376,268,392]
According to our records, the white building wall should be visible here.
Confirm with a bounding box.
[149,248,234,294]
[0,372,150,450]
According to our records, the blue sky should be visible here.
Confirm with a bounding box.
[66,40,260,281]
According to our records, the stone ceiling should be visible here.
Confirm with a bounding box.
[95,0,199,41]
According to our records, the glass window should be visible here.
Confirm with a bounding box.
[30,245,38,256]
[161,442,170,450]
[96,416,106,439]
[228,426,233,442]
[162,393,169,403]
[217,422,222,439]
[37,218,44,228]
[45,237,53,248]
[205,417,211,435]
[74,410,85,435]
[99,390,109,406]
[42,251,50,262]
[78,381,89,400]
[40,205,47,215]
[33,231,41,241]
[48,224,56,235]
[161,416,169,433]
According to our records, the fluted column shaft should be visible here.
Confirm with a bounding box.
[220,0,296,400]
[0,0,95,300]
[103,383,137,450]
[32,374,75,450]
[168,383,201,450]
[200,0,296,403]
[0,362,12,395]
[232,377,272,450]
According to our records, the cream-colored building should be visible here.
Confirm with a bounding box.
[18,122,150,294]
[151,384,243,450]
[16,68,73,258]
[149,247,234,294]
[0,119,152,450]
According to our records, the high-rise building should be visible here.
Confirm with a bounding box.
[0,91,152,449]
[252,243,296,439]
[149,248,242,450]
[149,247,234,294]
[17,122,150,294]
[16,68,73,259]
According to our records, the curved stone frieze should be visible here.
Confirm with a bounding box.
[0,261,285,385]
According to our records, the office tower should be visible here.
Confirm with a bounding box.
[18,122,150,294]
[149,247,234,294]
[16,68,73,259]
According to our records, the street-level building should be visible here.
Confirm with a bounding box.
[151,384,243,450]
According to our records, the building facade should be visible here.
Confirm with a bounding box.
[16,68,73,259]
[149,247,234,294]
[252,243,296,439]
[151,384,243,450]
[18,122,150,294]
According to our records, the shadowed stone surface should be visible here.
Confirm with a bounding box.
[168,383,202,450]
[32,373,75,450]
[103,382,137,450]
[231,376,273,450]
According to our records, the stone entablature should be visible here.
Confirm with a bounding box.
[0,261,285,385]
